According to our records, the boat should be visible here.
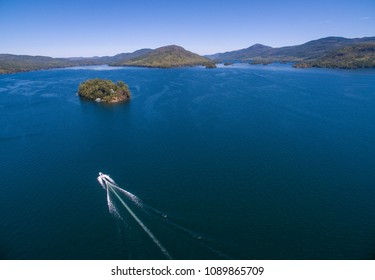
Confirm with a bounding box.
[97,172,115,189]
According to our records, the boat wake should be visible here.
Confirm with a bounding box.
[97,172,230,259]
[98,172,171,259]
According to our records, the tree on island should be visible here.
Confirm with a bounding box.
[78,78,131,103]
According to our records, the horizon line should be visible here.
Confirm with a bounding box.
[1,35,374,59]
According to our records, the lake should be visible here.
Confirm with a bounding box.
[1,64,375,259]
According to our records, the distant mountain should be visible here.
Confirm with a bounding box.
[269,36,375,60]
[114,45,212,68]
[295,42,375,69]
[2,36,375,73]
[207,36,375,64]
[0,49,153,74]
[205,44,272,60]
[0,46,211,74]
[0,54,79,74]
[89,49,153,65]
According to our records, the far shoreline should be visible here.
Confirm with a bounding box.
[2,62,375,75]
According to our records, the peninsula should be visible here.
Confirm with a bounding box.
[78,79,131,103]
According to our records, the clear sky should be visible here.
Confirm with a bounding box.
[0,0,374,57]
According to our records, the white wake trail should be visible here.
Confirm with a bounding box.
[108,182,143,207]
[106,185,120,218]
[99,173,227,259]
[108,185,172,259]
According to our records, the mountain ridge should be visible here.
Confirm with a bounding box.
[1,36,375,73]
[206,36,375,63]
[206,44,272,60]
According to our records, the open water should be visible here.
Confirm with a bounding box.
[1,64,375,259]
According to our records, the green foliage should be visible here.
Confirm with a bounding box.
[2,37,375,74]
[0,46,212,73]
[78,78,130,103]
[120,45,213,68]
[210,36,375,66]
[0,54,97,74]
[294,43,375,69]
[0,51,152,74]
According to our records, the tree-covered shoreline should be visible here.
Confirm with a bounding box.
[294,43,375,69]
[1,37,375,74]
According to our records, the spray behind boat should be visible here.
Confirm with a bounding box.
[96,172,229,259]
[97,172,172,259]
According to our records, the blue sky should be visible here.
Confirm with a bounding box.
[0,0,374,57]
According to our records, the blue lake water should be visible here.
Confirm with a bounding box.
[1,64,375,259]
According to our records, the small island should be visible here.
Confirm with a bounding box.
[78,78,131,103]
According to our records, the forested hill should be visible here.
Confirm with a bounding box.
[0,49,151,74]
[0,54,79,74]
[113,45,213,68]
[0,46,211,73]
[206,44,272,60]
[206,36,375,65]
[294,43,375,69]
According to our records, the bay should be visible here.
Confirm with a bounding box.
[1,64,375,259]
